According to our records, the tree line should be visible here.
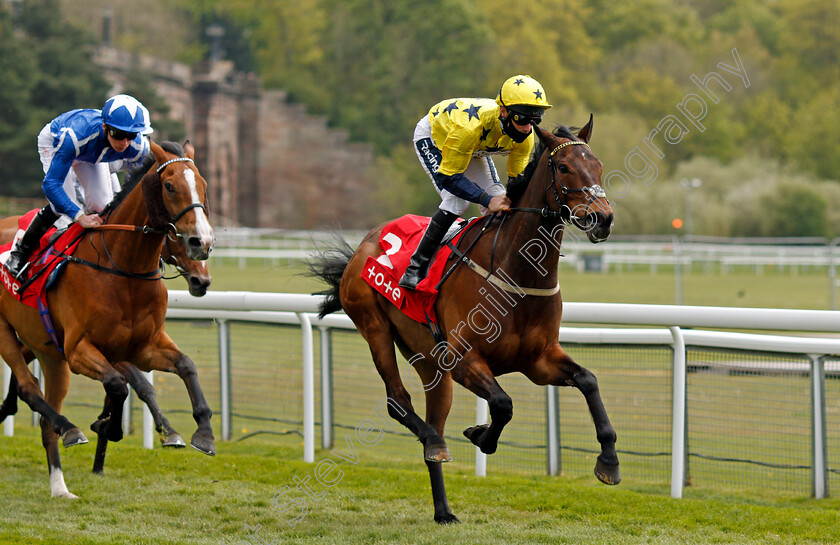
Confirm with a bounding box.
[2,0,837,236]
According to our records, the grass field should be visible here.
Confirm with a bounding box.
[1,426,840,545]
[3,259,839,544]
[178,258,837,309]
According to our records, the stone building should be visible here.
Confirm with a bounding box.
[95,47,377,230]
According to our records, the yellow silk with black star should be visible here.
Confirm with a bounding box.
[427,98,534,178]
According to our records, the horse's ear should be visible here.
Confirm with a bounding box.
[150,140,166,165]
[183,139,195,160]
[577,114,594,143]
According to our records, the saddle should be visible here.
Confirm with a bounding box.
[0,210,83,307]
[361,214,477,325]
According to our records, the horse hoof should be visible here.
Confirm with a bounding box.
[190,432,215,456]
[463,424,497,454]
[594,458,621,485]
[61,428,89,447]
[434,512,460,525]
[90,418,107,434]
[161,433,187,448]
[463,424,488,445]
[424,442,452,463]
[52,491,79,500]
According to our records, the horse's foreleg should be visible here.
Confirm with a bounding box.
[91,395,112,474]
[453,356,512,456]
[527,346,621,485]
[137,335,214,455]
[115,361,185,448]
[66,339,128,443]
[573,367,621,484]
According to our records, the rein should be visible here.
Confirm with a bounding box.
[61,156,204,280]
[436,138,606,297]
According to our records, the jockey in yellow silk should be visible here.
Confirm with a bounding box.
[399,75,552,289]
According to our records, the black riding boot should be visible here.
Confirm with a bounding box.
[399,209,457,290]
[4,206,59,279]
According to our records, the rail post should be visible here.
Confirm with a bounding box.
[475,398,488,477]
[810,354,828,498]
[298,313,315,463]
[218,318,232,441]
[320,326,333,450]
[670,326,687,498]
[546,385,561,476]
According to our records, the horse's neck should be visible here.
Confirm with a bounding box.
[490,162,565,287]
[92,182,163,268]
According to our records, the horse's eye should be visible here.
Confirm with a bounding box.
[556,163,569,174]
[164,182,175,192]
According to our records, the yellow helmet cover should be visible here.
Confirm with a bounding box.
[496,75,552,117]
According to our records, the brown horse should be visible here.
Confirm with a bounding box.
[0,161,212,472]
[0,140,215,497]
[310,119,620,523]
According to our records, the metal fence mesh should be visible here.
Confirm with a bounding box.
[685,348,812,495]
[9,319,836,500]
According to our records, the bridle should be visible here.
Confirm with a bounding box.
[510,140,606,222]
[156,156,207,239]
[65,156,207,280]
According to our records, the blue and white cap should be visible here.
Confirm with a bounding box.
[102,94,154,135]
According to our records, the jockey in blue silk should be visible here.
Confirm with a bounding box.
[399,75,552,290]
[4,94,153,279]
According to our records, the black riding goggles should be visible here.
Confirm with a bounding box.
[106,126,138,141]
[509,111,542,126]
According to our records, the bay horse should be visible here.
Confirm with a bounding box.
[310,118,620,523]
[0,140,215,497]
[0,161,212,473]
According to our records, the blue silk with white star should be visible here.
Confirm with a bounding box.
[42,109,150,218]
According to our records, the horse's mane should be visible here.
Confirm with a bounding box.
[102,141,186,228]
[506,125,580,204]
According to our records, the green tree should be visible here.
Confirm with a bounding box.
[0,0,109,197]
[758,183,828,237]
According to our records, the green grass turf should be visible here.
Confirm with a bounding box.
[1,426,839,545]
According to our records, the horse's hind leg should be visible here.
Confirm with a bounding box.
[419,368,459,524]
[40,357,78,498]
[526,345,621,485]
[0,323,85,446]
[0,372,18,421]
[0,347,35,421]
[366,329,447,460]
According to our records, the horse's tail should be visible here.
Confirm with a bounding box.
[306,236,354,319]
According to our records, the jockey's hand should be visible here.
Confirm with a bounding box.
[77,214,103,228]
[488,195,511,213]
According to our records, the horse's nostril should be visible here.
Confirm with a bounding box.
[188,237,202,250]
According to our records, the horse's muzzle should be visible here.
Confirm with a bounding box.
[579,212,613,243]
